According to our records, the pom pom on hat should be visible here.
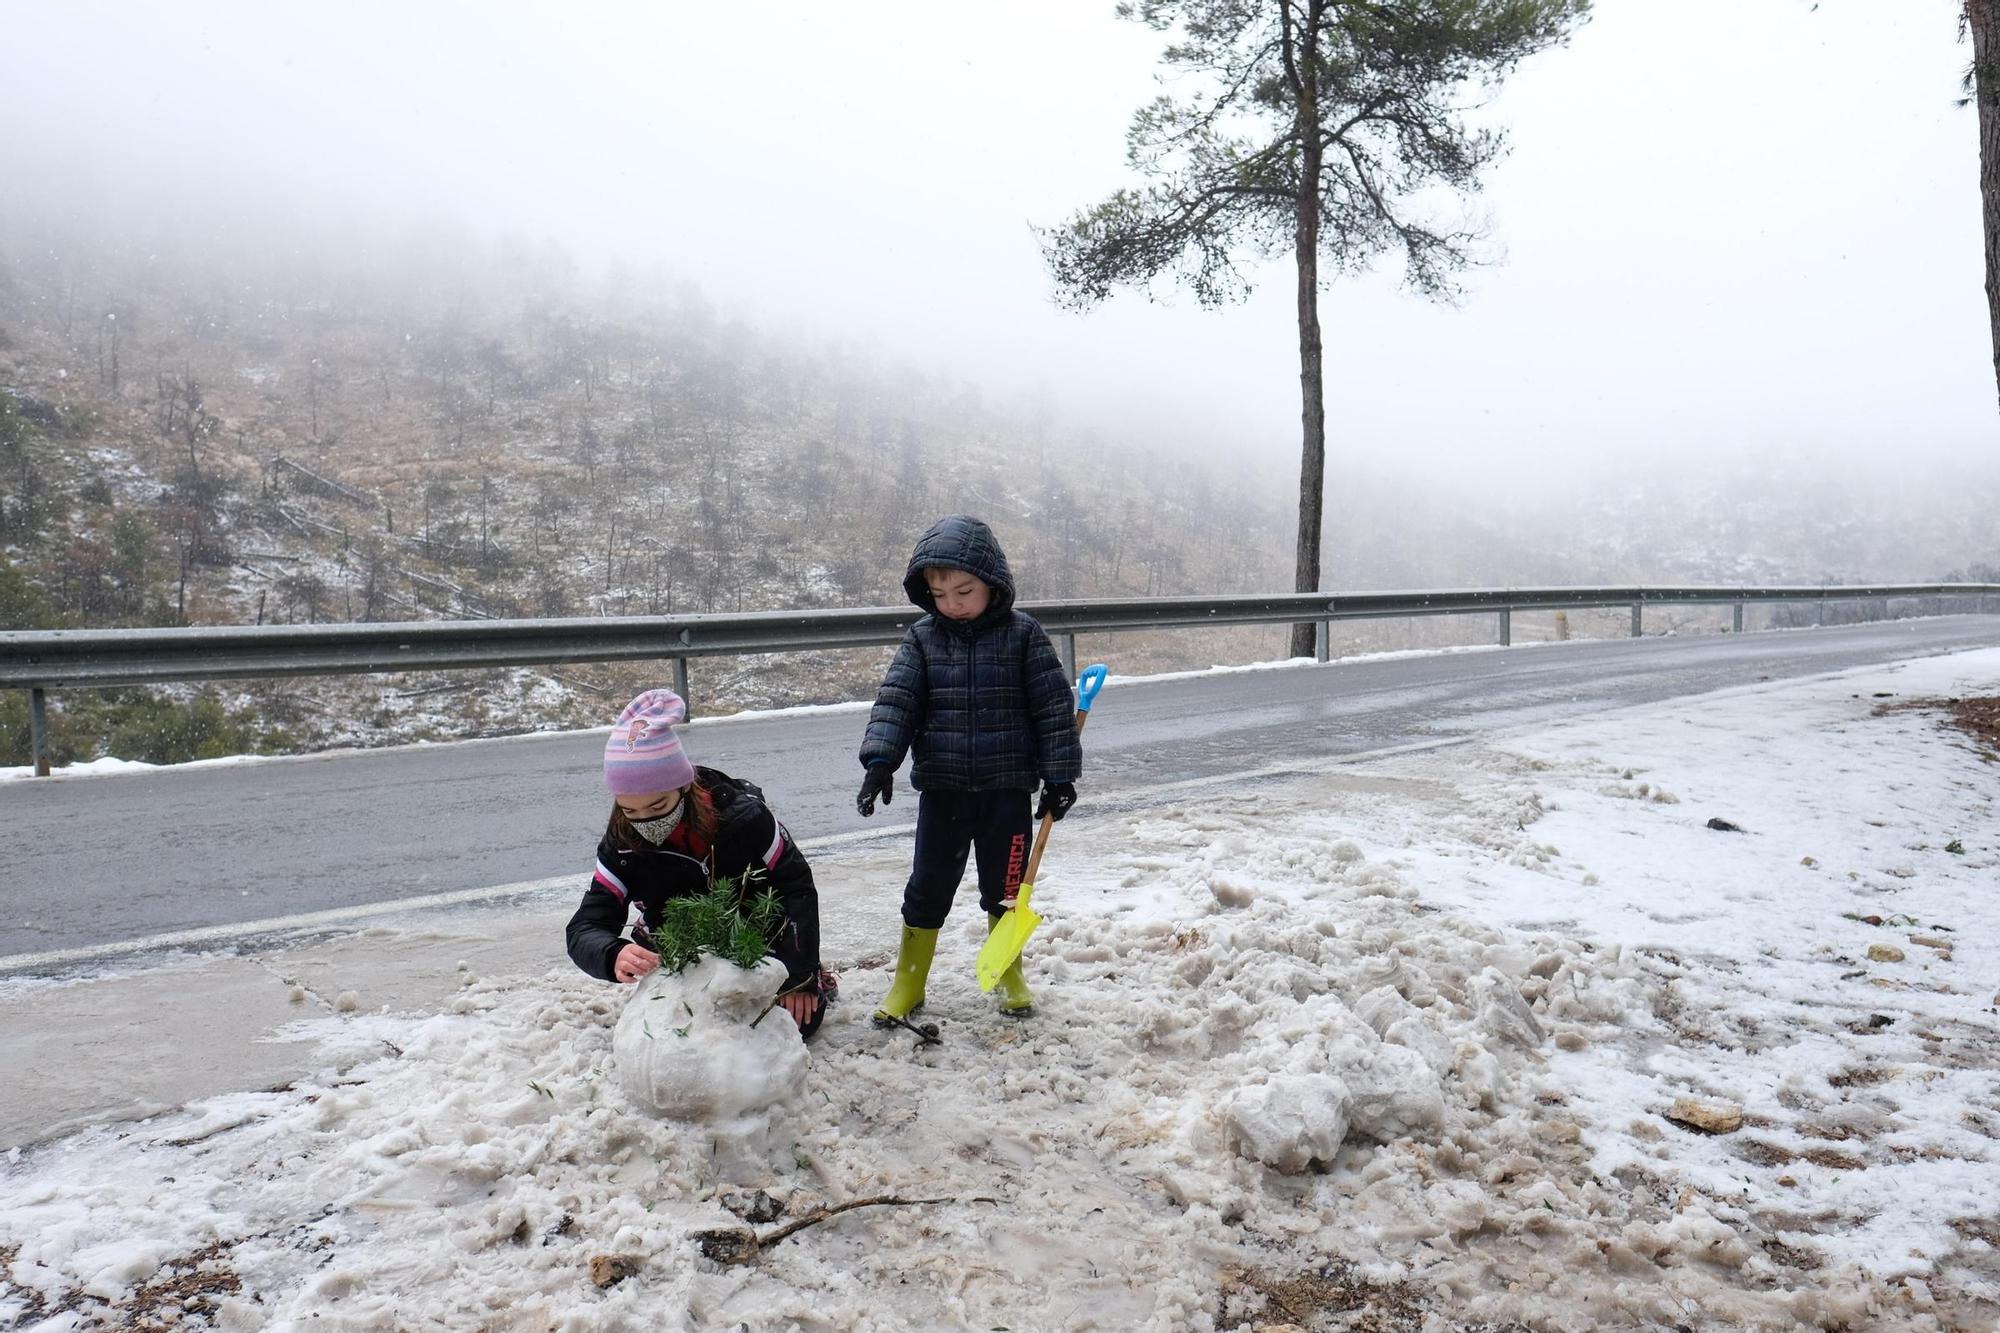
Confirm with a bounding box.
[604,689,697,794]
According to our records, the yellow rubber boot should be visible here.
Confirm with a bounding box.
[987,913,1035,1016]
[872,925,939,1025]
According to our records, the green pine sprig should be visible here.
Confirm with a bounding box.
[648,874,784,973]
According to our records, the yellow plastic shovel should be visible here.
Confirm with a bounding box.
[977,663,1107,992]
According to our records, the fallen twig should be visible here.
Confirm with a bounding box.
[694,1194,997,1264]
[748,976,817,1030]
[878,1011,943,1046]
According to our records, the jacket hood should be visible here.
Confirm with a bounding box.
[902,515,1016,621]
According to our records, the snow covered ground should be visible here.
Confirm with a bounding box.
[2,649,1996,1331]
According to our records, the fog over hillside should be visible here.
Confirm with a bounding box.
[2,0,1996,765]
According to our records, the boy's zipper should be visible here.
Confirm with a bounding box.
[968,633,979,762]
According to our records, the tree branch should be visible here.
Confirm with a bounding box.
[694,1194,1000,1265]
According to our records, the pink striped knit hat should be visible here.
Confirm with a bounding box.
[604,689,697,795]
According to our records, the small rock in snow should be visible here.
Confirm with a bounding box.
[1865,944,1905,963]
[721,1188,786,1224]
[589,1253,643,1287]
[1664,1096,1743,1135]
[1208,874,1256,909]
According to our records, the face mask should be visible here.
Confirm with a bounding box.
[627,800,685,845]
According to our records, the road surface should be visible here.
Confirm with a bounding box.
[3,617,1996,967]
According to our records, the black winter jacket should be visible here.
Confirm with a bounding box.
[860,515,1082,791]
[564,767,822,991]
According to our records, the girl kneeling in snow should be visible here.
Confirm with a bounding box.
[565,689,834,1036]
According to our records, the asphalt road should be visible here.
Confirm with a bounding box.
[4,617,1996,965]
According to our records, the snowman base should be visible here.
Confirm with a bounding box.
[612,957,808,1164]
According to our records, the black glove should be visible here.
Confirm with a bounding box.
[1034,781,1076,822]
[856,765,894,816]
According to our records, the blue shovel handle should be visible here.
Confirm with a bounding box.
[1076,663,1108,713]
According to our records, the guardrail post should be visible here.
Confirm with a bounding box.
[1060,634,1078,685]
[1315,620,1330,663]
[1732,602,1743,634]
[1814,598,1824,628]
[1630,603,1642,638]
[1498,609,1511,647]
[673,657,691,718]
[29,687,50,777]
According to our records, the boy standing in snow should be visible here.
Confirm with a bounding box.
[855,515,1082,1022]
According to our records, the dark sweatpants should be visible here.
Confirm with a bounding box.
[901,789,1034,929]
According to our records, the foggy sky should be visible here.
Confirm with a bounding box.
[2,0,1990,477]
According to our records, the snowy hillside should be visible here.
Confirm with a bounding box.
[10,220,1997,771]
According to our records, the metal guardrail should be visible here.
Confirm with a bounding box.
[5,583,1998,775]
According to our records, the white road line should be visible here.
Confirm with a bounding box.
[1109,735,1472,799]
[0,877,576,974]
[1,736,1475,975]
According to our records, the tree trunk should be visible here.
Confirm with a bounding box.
[1288,5,1328,659]
[1971,0,2000,409]
[1291,222,1327,658]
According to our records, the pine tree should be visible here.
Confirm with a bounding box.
[1042,0,1590,654]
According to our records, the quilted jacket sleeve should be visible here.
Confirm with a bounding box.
[860,627,927,770]
[718,804,821,990]
[564,837,635,981]
[1022,620,1082,783]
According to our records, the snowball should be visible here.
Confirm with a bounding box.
[1473,967,1545,1048]
[1224,1074,1350,1174]
[1453,1043,1503,1110]
[1383,1014,1456,1078]
[1338,1042,1446,1142]
[1353,985,1453,1076]
[611,957,806,1144]
[1354,984,1416,1038]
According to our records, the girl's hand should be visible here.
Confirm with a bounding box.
[779,991,818,1029]
[614,943,661,983]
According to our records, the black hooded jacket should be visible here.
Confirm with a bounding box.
[859,515,1082,791]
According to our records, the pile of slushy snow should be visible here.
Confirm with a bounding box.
[3,650,1998,1330]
